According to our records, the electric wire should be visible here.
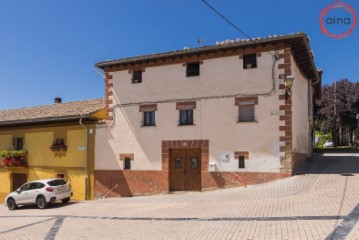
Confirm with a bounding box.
[200,0,276,57]
[102,0,282,117]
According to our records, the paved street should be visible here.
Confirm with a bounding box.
[1,152,359,239]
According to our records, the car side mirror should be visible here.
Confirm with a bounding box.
[16,189,21,194]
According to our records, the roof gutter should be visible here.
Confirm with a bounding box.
[0,115,98,127]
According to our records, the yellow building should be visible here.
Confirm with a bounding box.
[0,98,105,203]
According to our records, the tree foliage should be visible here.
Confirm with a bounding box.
[315,79,359,144]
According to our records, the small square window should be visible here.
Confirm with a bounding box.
[190,158,197,169]
[143,111,155,126]
[243,54,257,69]
[186,62,200,77]
[239,156,245,168]
[175,158,182,169]
[14,138,24,150]
[238,104,255,122]
[179,109,193,125]
[132,71,142,84]
[124,158,131,170]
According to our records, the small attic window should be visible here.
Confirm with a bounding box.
[132,71,142,84]
[186,62,200,77]
[243,54,257,69]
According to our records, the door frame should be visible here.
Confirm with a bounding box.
[162,139,209,191]
[169,148,202,191]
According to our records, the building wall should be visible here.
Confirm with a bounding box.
[291,56,310,170]
[110,54,274,105]
[95,48,311,197]
[0,124,97,203]
[96,96,283,172]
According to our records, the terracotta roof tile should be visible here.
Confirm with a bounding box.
[0,98,105,125]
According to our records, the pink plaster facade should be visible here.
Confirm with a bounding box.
[94,34,320,198]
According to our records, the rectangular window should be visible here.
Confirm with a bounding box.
[238,104,255,122]
[186,62,200,77]
[132,71,142,84]
[14,138,24,150]
[179,109,193,125]
[143,111,155,126]
[56,139,64,144]
[243,54,257,69]
[124,158,131,170]
[239,156,245,168]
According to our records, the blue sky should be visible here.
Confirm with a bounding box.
[0,0,358,109]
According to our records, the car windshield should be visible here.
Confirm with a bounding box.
[47,179,67,186]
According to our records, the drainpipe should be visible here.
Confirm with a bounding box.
[79,117,89,200]
[310,70,323,155]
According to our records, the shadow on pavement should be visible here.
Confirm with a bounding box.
[295,149,359,174]
[14,201,78,211]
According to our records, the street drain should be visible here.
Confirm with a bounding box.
[340,173,354,176]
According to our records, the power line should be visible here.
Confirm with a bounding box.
[200,0,275,57]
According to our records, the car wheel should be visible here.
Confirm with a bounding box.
[7,198,17,210]
[61,197,70,204]
[36,196,48,209]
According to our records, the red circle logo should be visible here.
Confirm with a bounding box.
[320,1,357,39]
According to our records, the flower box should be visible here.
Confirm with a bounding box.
[0,150,28,167]
[50,143,68,152]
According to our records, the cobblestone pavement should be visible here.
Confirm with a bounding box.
[1,153,359,239]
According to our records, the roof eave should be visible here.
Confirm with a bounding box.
[95,33,319,83]
[95,33,310,69]
[0,115,99,127]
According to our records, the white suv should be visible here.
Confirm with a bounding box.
[5,178,72,210]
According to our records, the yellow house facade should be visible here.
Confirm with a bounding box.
[0,98,105,203]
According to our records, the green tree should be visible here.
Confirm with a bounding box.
[315,79,359,146]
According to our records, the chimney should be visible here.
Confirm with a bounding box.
[54,97,62,104]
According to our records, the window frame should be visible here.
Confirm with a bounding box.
[243,54,257,69]
[238,156,245,168]
[179,109,194,125]
[143,111,156,126]
[132,70,142,84]
[124,158,131,170]
[14,137,24,150]
[238,103,256,122]
[186,62,200,77]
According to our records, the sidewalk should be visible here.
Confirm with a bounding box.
[0,152,359,239]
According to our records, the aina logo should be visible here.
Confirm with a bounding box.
[320,1,357,39]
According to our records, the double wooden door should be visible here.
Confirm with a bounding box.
[170,148,201,191]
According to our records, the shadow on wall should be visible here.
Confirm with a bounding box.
[94,170,132,199]
[295,152,359,175]
[94,170,169,199]
[202,172,290,190]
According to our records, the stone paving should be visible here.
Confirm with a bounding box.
[0,152,359,239]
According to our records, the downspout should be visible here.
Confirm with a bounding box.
[308,80,313,157]
[309,69,323,155]
[79,117,89,200]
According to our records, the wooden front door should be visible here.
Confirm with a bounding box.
[12,173,27,191]
[170,148,201,191]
